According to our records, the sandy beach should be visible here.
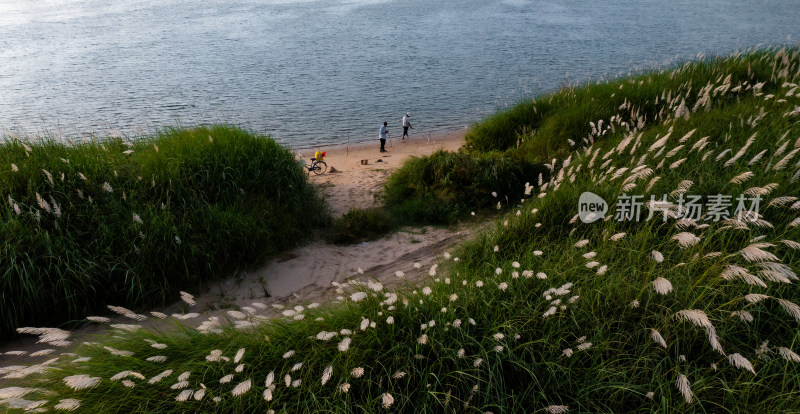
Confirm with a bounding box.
[296,130,467,217]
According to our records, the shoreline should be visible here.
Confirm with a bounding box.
[295,129,466,217]
[288,125,470,152]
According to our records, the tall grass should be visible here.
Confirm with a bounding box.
[4,47,800,413]
[466,48,792,164]
[383,149,549,224]
[0,125,329,336]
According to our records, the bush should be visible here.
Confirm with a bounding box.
[0,125,330,335]
[326,207,394,245]
[383,149,549,224]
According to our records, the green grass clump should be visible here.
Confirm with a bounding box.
[383,149,549,224]
[326,207,394,244]
[0,125,329,336]
[5,47,800,413]
[466,48,792,163]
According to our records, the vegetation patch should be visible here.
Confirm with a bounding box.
[326,207,394,245]
[0,125,329,335]
[383,149,549,224]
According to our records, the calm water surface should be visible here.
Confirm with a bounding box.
[1,0,799,147]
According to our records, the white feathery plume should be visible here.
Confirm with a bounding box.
[63,375,101,391]
[574,239,590,248]
[675,374,693,403]
[767,196,798,208]
[675,309,713,329]
[670,157,687,169]
[773,148,799,171]
[745,293,770,303]
[175,389,193,402]
[646,176,661,192]
[648,132,672,153]
[728,353,756,374]
[748,149,768,165]
[720,265,766,287]
[103,345,134,356]
[739,244,779,262]
[724,132,756,167]
[227,310,246,319]
[546,406,570,414]
[666,145,685,158]
[777,347,800,363]
[232,379,252,396]
[777,299,800,322]
[652,278,673,295]
[54,399,81,411]
[381,392,394,408]
[652,250,664,262]
[194,386,205,401]
[219,374,234,384]
[729,171,754,184]
[110,371,145,381]
[610,232,626,241]
[758,270,792,284]
[350,292,367,302]
[650,329,667,348]
[234,348,245,364]
[179,291,195,306]
[321,365,333,385]
[732,310,754,323]
[351,367,365,378]
[148,370,173,384]
[0,387,41,399]
[707,326,725,355]
[781,240,800,250]
[282,350,295,359]
[672,232,701,248]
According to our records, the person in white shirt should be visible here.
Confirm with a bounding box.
[379,121,388,152]
[402,113,412,140]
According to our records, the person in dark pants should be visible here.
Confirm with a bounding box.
[402,113,412,140]
[379,121,388,152]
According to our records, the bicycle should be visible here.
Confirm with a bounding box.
[299,151,328,175]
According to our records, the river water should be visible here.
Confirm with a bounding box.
[1,0,799,147]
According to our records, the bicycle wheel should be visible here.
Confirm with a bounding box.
[312,161,327,175]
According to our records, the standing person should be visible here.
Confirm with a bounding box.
[379,121,389,152]
[402,113,412,140]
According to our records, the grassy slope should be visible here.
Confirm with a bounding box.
[4,48,800,413]
[0,125,329,336]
